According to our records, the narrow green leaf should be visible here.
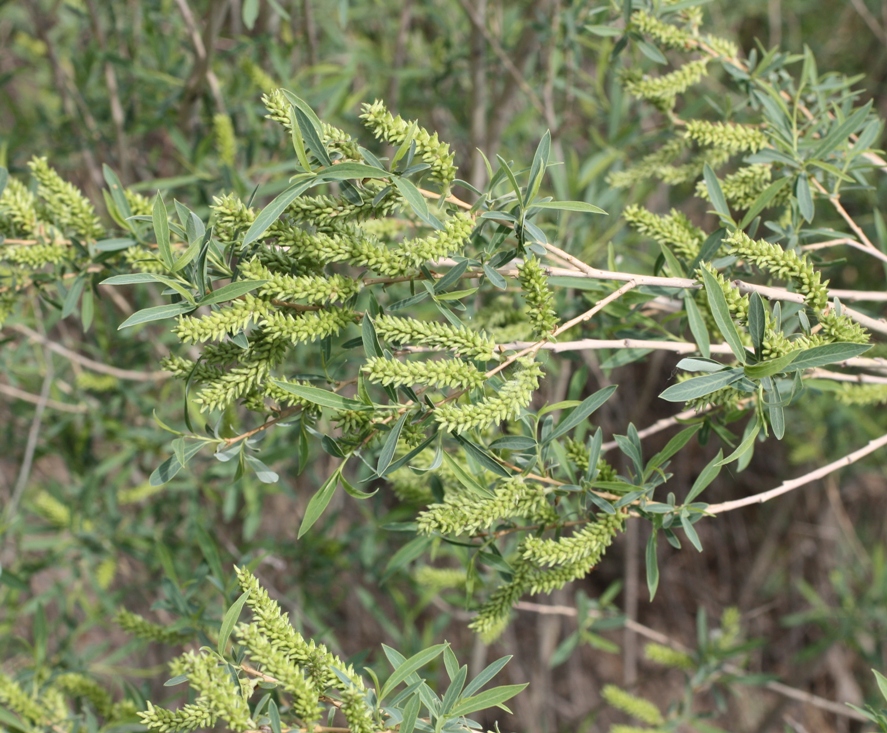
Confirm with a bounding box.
[288,107,313,172]
[271,381,372,412]
[399,694,421,733]
[747,292,766,354]
[703,164,731,222]
[685,448,723,503]
[242,0,259,28]
[646,529,660,600]
[118,302,195,330]
[94,237,136,252]
[526,130,551,205]
[340,472,378,499]
[149,441,204,486]
[433,260,469,293]
[716,416,760,466]
[62,276,85,319]
[102,165,132,224]
[637,39,667,64]
[391,121,418,169]
[646,424,702,474]
[441,451,492,497]
[393,177,429,220]
[788,342,871,371]
[377,411,410,476]
[545,385,618,445]
[218,590,250,655]
[743,350,800,379]
[449,683,528,717]
[152,192,173,269]
[690,228,726,269]
[659,368,743,402]
[684,294,710,359]
[680,513,703,552]
[362,315,382,359]
[463,655,512,698]
[767,381,786,440]
[381,643,448,701]
[298,468,341,538]
[268,700,282,733]
[318,162,393,181]
[382,535,432,583]
[245,455,279,484]
[81,289,94,332]
[795,175,814,223]
[197,279,267,307]
[295,107,332,166]
[383,432,436,475]
[280,90,325,139]
[489,436,537,451]
[810,100,873,161]
[242,175,317,247]
[531,200,607,214]
[453,434,511,477]
[483,263,507,289]
[658,243,686,277]
[738,176,792,230]
[700,267,747,363]
[496,155,524,207]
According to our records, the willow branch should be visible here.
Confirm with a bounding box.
[0,382,88,414]
[706,432,887,515]
[512,601,867,722]
[9,324,171,382]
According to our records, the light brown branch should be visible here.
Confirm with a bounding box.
[0,382,88,414]
[513,601,867,722]
[8,324,171,382]
[706,431,887,515]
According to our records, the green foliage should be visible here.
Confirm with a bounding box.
[4,1,887,731]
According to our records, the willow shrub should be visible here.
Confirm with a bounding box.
[3,1,887,731]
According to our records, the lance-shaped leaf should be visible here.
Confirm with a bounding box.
[380,643,448,700]
[787,342,871,371]
[272,381,373,411]
[242,175,318,247]
[659,368,744,402]
[700,267,747,363]
[449,683,529,717]
[299,467,342,538]
[118,302,195,330]
[544,385,618,444]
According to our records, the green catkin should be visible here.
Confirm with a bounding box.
[362,356,486,390]
[624,59,709,108]
[374,314,497,360]
[115,609,190,645]
[417,477,556,536]
[517,256,559,337]
[683,120,768,154]
[631,9,693,48]
[0,176,39,235]
[28,157,103,240]
[434,360,543,433]
[213,114,237,166]
[601,684,665,727]
[724,230,828,310]
[469,512,624,641]
[360,100,457,186]
[0,673,52,726]
[644,642,694,669]
[623,205,703,260]
[835,383,887,405]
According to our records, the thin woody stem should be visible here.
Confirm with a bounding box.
[706,431,887,515]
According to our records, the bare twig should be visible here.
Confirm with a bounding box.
[455,0,546,118]
[6,332,54,521]
[706,432,887,515]
[0,382,88,414]
[513,601,867,722]
[9,324,171,382]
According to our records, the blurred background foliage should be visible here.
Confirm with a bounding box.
[2,1,887,731]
